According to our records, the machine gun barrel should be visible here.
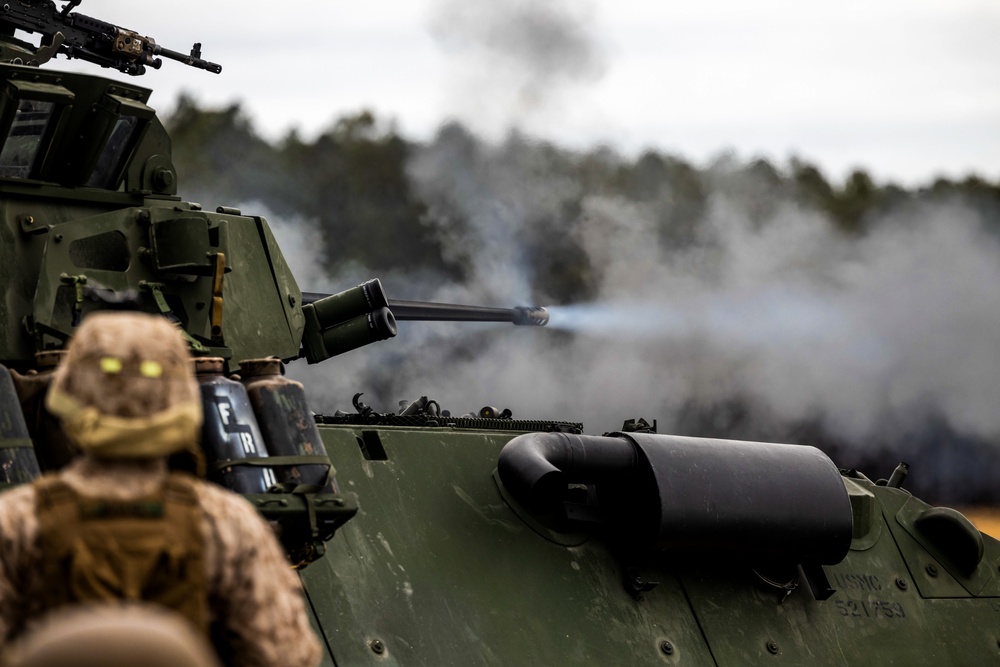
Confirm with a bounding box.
[152,42,222,74]
[0,1,221,75]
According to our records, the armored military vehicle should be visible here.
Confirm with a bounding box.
[1,3,998,664]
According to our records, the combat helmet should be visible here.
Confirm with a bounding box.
[44,312,204,473]
[2,603,221,667]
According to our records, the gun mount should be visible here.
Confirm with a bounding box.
[299,285,548,363]
[0,7,998,667]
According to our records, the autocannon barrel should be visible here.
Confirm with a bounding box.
[387,300,549,326]
[299,287,547,363]
[300,293,549,327]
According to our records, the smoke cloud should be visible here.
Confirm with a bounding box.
[427,0,606,139]
[265,135,1000,503]
[236,4,1000,503]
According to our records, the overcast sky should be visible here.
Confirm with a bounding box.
[55,0,1000,185]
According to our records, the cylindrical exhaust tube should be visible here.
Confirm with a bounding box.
[195,357,276,494]
[497,432,638,512]
[498,432,853,564]
[624,433,853,564]
[319,307,397,358]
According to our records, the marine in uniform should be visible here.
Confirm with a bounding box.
[0,312,320,667]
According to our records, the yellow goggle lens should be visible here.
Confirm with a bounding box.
[99,357,123,374]
[139,360,163,378]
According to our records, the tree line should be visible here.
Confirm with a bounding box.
[166,96,1000,305]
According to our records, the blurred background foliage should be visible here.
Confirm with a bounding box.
[167,97,1000,305]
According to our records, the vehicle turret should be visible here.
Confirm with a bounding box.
[1,4,999,666]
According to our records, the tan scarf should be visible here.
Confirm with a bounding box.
[46,387,202,461]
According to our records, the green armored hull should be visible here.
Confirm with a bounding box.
[0,6,997,664]
[305,422,1000,665]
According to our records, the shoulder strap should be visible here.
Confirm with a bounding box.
[156,473,209,632]
[34,474,75,509]
[34,475,80,552]
[33,475,81,609]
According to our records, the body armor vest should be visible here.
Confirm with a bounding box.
[33,473,208,632]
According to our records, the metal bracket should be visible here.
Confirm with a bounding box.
[624,565,659,599]
[209,252,225,341]
[139,281,210,353]
[59,273,87,326]
[33,31,65,66]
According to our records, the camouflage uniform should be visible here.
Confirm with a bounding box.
[0,459,321,666]
[0,313,320,667]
